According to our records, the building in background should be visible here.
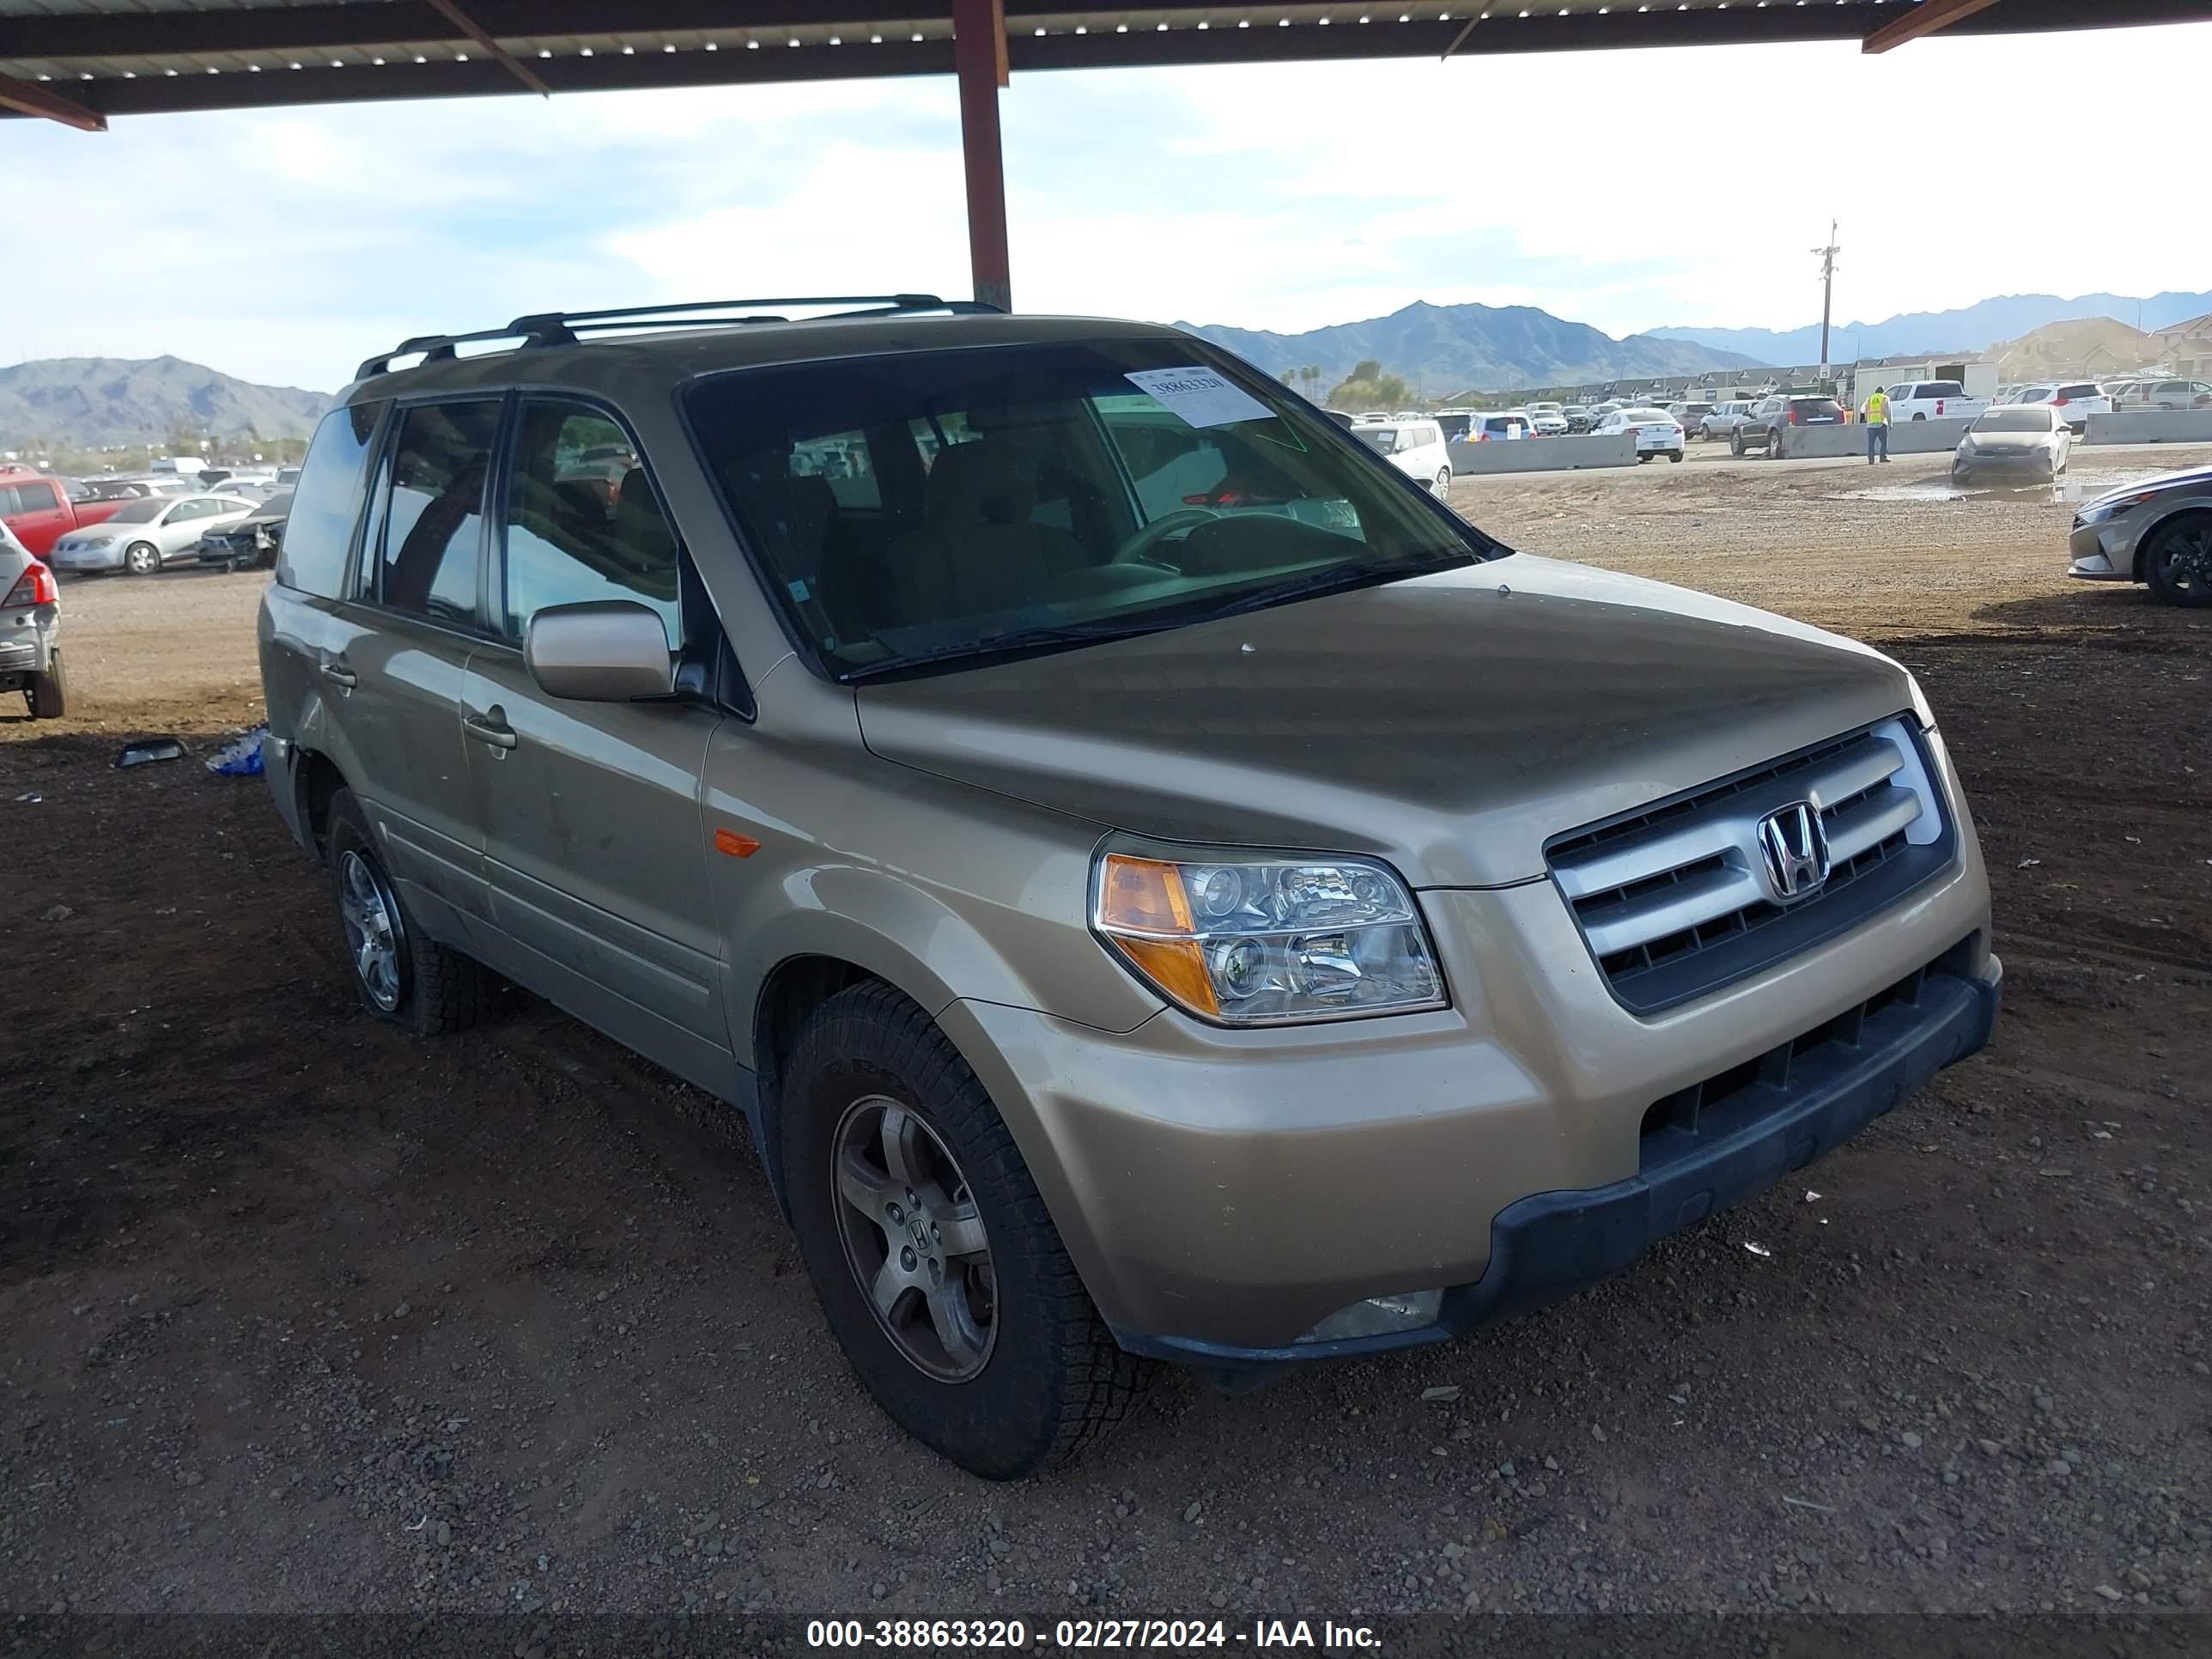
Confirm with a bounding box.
[1990,317,2160,385]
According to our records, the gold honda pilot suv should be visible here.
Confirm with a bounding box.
[258,297,2001,1479]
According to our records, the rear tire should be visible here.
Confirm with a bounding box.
[1667,450,1683,464]
[2142,511,2212,608]
[781,981,1152,1479]
[1433,468,1450,495]
[324,787,489,1034]
[27,649,67,720]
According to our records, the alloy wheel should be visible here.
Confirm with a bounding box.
[2152,520,2212,600]
[831,1095,997,1382]
[337,848,404,1012]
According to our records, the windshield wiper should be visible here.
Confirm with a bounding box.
[1199,549,1475,623]
[837,550,1476,683]
[837,616,1188,682]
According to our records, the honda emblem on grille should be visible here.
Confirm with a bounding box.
[1758,801,1831,902]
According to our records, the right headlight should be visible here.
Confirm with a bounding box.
[1091,848,1447,1025]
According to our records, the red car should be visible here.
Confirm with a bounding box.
[0,465,137,558]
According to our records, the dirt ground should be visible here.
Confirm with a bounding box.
[3,445,2208,1629]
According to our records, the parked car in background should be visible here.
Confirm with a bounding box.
[1595,405,1685,462]
[0,519,66,716]
[2020,381,2108,433]
[2115,378,2212,410]
[1352,418,1453,494]
[2069,464,2212,605]
[197,489,293,571]
[259,299,1999,1478]
[275,465,303,487]
[46,492,258,574]
[2005,383,2054,407]
[1525,402,1569,437]
[1668,402,1716,436]
[1562,405,1595,434]
[1884,380,1990,424]
[1732,395,1845,458]
[0,464,170,556]
[1698,400,1758,441]
[1469,411,1531,441]
[1953,404,2071,484]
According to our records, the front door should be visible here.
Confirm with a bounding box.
[459,397,731,1090]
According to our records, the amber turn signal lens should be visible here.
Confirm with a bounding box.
[1096,855,1195,935]
[1094,856,1218,1017]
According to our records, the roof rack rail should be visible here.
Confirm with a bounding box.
[354,294,1002,380]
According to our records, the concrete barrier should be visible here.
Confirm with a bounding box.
[2085,410,2212,445]
[1448,434,1637,475]
[1764,418,1971,459]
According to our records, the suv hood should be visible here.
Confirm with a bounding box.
[854,555,1920,888]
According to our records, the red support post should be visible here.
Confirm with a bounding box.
[951,0,1012,313]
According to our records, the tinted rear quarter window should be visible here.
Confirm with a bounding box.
[276,403,384,598]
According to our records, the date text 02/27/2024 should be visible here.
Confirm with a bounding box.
[805,1618,1383,1650]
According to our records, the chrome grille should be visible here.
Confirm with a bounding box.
[1547,718,1953,1014]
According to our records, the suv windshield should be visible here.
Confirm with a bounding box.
[684,342,1491,679]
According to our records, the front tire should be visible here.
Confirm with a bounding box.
[2142,510,2212,607]
[781,981,1151,1479]
[125,542,160,575]
[324,787,489,1033]
[27,649,67,720]
[1730,434,1745,457]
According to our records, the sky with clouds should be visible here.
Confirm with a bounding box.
[5,18,2209,392]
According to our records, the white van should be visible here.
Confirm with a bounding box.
[1351,418,1452,494]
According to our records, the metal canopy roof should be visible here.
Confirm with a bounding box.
[3,1,2202,129]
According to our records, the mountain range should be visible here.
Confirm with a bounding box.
[0,356,332,451]
[1649,289,2212,366]
[1177,301,1760,395]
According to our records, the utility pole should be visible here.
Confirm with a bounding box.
[1814,220,1841,377]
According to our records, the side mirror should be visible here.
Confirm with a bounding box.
[524,600,674,702]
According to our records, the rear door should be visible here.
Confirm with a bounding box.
[459,396,732,1088]
[330,398,503,942]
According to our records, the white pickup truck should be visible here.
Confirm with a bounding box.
[1882,380,1990,423]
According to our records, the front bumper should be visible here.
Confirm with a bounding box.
[48,544,125,573]
[942,735,1994,1360]
[2068,518,2136,581]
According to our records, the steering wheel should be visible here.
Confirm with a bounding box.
[1111,507,1218,566]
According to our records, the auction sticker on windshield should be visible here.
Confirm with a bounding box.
[1123,366,1272,428]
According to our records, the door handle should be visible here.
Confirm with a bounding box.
[319,662,357,688]
[464,712,519,750]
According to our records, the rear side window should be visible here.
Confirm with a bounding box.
[501,399,682,647]
[371,400,499,626]
[276,404,383,598]
[8,481,59,513]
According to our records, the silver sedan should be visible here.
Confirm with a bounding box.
[47,493,258,575]
[1953,404,2070,483]
[2068,464,2212,606]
